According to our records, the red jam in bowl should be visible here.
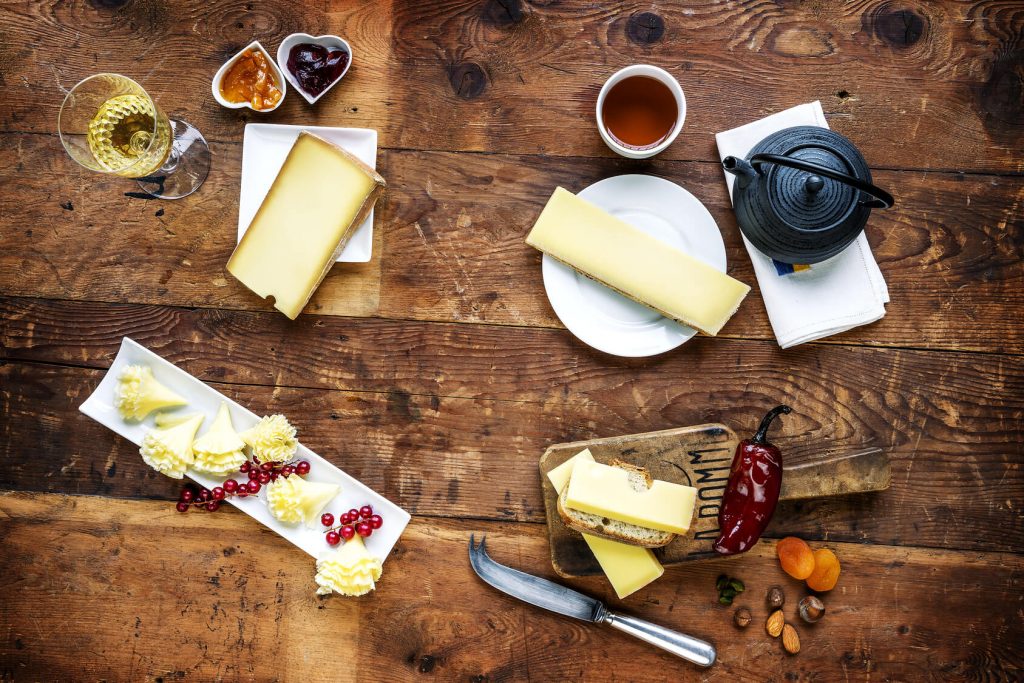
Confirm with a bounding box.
[286,43,349,98]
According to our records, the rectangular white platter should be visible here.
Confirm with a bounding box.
[80,337,410,562]
[238,123,378,263]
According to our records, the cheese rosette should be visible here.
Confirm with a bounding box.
[266,475,339,526]
[315,535,383,597]
[139,413,204,479]
[240,414,298,463]
[190,403,247,476]
[115,365,187,421]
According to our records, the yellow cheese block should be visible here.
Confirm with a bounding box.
[227,132,386,319]
[564,459,696,534]
[525,187,750,335]
[545,448,595,493]
[582,533,664,599]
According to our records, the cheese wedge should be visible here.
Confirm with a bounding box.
[582,533,664,599]
[227,131,385,319]
[525,187,749,335]
[564,459,696,535]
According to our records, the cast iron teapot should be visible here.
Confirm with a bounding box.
[723,126,894,264]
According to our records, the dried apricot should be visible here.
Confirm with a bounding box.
[776,536,815,579]
[806,548,841,591]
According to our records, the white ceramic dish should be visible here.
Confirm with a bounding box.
[541,175,726,357]
[79,338,410,561]
[212,40,287,112]
[239,123,377,262]
[277,33,352,105]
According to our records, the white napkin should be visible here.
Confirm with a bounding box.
[716,101,889,349]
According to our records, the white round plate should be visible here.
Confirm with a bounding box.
[541,174,726,357]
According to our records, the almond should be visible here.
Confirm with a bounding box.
[766,609,784,637]
[782,623,800,655]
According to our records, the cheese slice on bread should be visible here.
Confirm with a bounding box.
[556,459,676,548]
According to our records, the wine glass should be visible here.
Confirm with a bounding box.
[58,73,211,199]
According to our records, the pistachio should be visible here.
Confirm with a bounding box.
[782,623,800,654]
[766,609,785,637]
[798,595,825,623]
[766,585,785,609]
[734,607,752,628]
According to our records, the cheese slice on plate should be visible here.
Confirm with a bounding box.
[525,187,749,335]
[564,458,696,535]
[227,131,386,319]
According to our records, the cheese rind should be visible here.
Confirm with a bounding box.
[564,459,696,534]
[525,187,749,335]
[582,533,664,599]
[545,448,595,493]
[227,132,385,319]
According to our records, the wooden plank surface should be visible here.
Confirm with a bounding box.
[1,0,1022,680]
[1,491,1022,682]
[2,136,1022,352]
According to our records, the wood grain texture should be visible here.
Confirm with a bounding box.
[2,1,1021,173]
[1,136,1022,352]
[1,491,1021,682]
[1,344,1021,553]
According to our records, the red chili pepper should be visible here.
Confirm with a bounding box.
[713,405,792,556]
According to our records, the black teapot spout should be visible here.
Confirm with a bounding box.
[723,156,758,189]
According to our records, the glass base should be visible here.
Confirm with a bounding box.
[136,119,210,199]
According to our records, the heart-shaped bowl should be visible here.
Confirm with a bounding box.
[277,33,353,105]
[212,40,287,112]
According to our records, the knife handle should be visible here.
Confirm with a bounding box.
[602,611,716,667]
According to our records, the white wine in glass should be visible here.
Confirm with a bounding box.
[59,73,210,199]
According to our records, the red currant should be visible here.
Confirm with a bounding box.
[280,465,294,476]
[260,461,274,472]
[176,501,190,513]
[359,505,373,519]
[223,479,238,493]
[180,489,194,503]
[236,489,248,498]
[321,513,335,527]
[247,480,261,494]
[356,522,372,537]
[326,530,341,546]
[340,525,355,541]
[339,513,351,525]
[369,514,383,529]
[347,508,359,521]
[295,460,311,476]
[198,490,210,502]
[240,461,251,473]
[212,487,225,501]
[247,469,260,481]
[206,501,220,512]
[257,472,271,485]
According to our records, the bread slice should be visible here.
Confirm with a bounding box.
[556,459,676,548]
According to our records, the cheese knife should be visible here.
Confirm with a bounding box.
[468,534,716,667]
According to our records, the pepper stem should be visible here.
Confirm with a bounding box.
[752,405,792,444]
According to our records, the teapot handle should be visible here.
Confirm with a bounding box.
[750,153,894,209]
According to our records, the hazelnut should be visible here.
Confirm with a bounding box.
[766,585,785,609]
[798,595,825,623]
[733,607,752,628]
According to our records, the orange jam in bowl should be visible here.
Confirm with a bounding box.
[220,49,283,110]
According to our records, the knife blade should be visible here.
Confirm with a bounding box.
[469,534,716,667]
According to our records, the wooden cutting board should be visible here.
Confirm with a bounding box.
[539,423,891,578]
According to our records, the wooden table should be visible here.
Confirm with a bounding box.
[1,1,1021,680]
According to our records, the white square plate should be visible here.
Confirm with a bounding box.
[238,124,378,263]
[80,338,410,562]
